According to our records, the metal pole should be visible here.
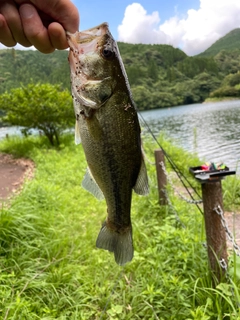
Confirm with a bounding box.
[201,181,228,283]
[154,149,167,205]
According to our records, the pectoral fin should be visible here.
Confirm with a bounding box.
[82,167,104,200]
[133,157,149,195]
[73,86,97,108]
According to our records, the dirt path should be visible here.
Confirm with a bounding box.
[0,153,34,200]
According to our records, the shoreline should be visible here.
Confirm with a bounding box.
[203,97,240,103]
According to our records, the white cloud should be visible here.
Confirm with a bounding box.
[118,3,167,45]
[118,1,240,55]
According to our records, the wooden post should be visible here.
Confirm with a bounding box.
[154,149,167,205]
[201,181,228,283]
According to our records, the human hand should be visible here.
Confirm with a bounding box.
[0,0,79,53]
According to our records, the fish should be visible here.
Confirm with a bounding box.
[67,22,149,266]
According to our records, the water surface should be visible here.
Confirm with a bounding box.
[1,100,240,173]
[141,100,240,173]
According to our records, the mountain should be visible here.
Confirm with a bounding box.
[0,43,189,94]
[0,37,239,110]
[198,28,240,57]
[0,49,70,94]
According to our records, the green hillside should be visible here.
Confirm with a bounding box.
[0,49,70,93]
[1,31,240,110]
[198,28,240,57]
[197,29,240,100]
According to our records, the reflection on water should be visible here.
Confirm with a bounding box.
[141,100,240,173]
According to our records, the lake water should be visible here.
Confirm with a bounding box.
[140,100,240,173]
[0,126,23,140]
[1,100,240,173]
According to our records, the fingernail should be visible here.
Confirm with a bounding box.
[19,4,35,19]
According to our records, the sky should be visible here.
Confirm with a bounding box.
[1,0,240,55]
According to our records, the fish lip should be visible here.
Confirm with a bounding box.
[77,22,109,38]
[66,22,109,48]
[66,22,112,67]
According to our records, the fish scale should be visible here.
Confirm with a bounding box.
[67,22,149,265]
[81,103,140,222]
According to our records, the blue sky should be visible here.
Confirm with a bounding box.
[74,0,200,38]
[1,0,240,55]
[72,0,240,55]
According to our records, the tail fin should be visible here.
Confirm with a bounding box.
[96,222,133,266]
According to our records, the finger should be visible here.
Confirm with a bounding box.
[52,4,79,34]
[48,22,68,50]
[0,1,31,47]
[25,0,79,33]
[0,14,16,47]
[19,3,54,53]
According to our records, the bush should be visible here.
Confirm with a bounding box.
[0,83,74,145]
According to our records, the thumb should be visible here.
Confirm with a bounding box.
[17,0,80,32]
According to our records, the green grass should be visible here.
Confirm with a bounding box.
[0,134,239,319]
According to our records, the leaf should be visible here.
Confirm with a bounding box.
[216,283,232,296]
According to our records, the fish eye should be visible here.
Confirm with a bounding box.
[102,48,114,59]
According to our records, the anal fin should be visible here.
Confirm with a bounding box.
[133,157,149,195]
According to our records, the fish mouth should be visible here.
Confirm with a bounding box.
[66,22,109,54]
[67,23,115,112]
[75,22,109,40]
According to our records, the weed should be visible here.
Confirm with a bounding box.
[0,134,239,319]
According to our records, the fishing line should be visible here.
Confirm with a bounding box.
[138,111,203,215]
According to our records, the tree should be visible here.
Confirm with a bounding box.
[222,72,240,86]
[147,59,159,82]
[0,83,74,146]
[131,86,152,110]
[209,86,239,98]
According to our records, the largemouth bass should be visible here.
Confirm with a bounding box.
[67,23,149,265]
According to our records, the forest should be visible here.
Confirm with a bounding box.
[1,28,240,111]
